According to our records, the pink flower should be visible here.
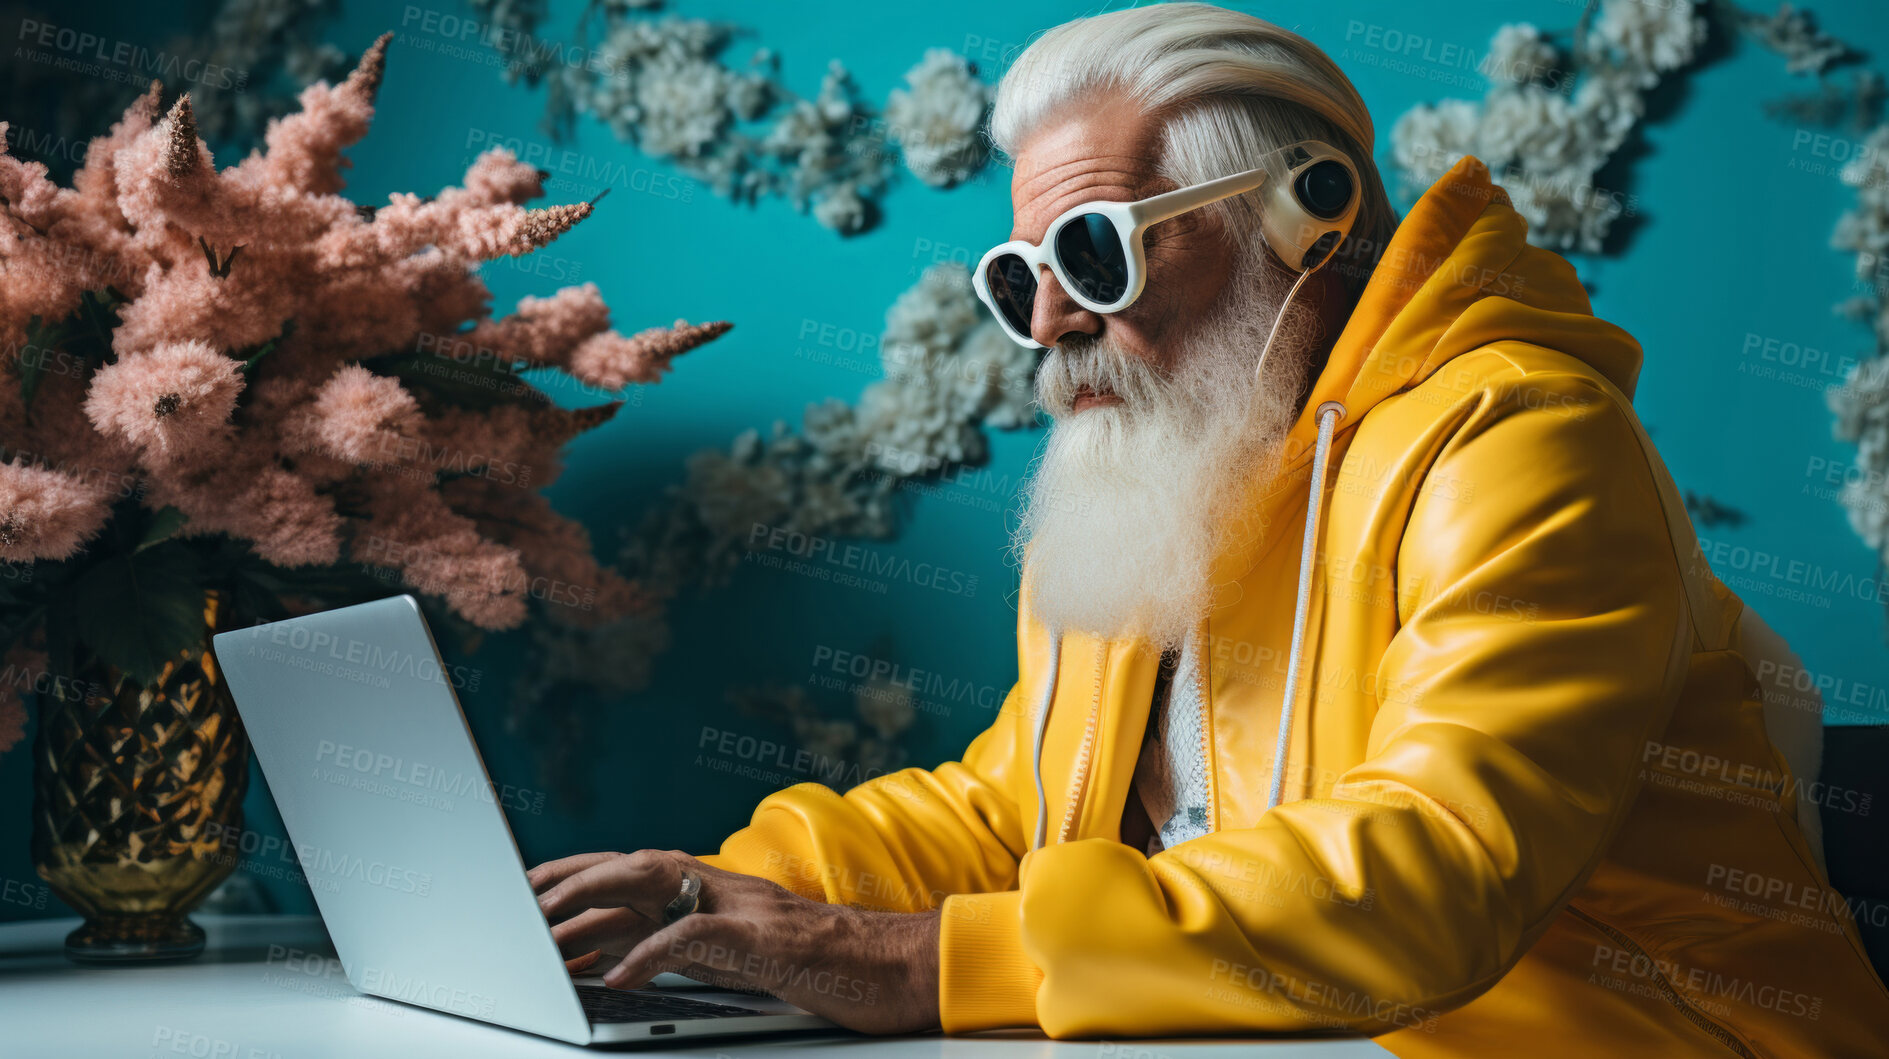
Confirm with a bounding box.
[140,452,344,568]
[244,33,390,197]
[112,96,223,246]
[110,255,303,359]
[229,465,345,567]
[443,476,642,627]
[460,284,612,368]
[83,340,243,457]
[353,481,529,629]
[419,403,586,484]
[0,33,728,633]
[0,459,113,562]
[302,365,420,463]
[2,370,140,489]
[458,148,545,207]
[570,319,733,390]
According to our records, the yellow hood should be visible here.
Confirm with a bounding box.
[705,157,1889,1057]
[1212,152,1643,591]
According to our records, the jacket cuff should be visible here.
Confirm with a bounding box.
[938,890,1042,1032]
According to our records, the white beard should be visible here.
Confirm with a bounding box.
[1014,265,1318,650]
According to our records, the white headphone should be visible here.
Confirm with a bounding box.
[1258,140,1360,273]
[1251,141,1359,385]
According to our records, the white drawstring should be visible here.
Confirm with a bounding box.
[1030,627,1064,851]
[1266,400,1346,812]
[1027,263,1343,835]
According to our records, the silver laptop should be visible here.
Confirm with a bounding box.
[213,594,835,1045]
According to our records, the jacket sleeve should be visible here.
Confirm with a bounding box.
[936,369,1694,1036]
[698,683,1029,914]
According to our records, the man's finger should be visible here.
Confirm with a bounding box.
[566,950,633,976]
[550,905,658,959]
[526,851,621,893]
[605,917,724,992]
[538,849,685,922]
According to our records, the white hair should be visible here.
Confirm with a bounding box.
[990,2,1397,294]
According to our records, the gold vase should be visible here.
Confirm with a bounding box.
[29,594,248,963]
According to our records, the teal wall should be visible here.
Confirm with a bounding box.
[2,0,1885,921]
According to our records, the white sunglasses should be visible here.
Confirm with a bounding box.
[971,140,1359,349]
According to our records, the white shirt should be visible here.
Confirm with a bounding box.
[1129,629,1213,855]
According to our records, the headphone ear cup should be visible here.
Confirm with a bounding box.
[1295,161,1354,221]
[1259,150,1359,272]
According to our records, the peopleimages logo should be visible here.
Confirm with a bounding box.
[696,725,890,789]
[315,740,546,815]
[246,622,483,692]
[1705,863,1889,929]
[1692,537,1889,609]
[1641,739,1871,816]
[1207,959,1442,1033]
[809,646,1005,711]
[747,522,981,597]
[296,844,431,897]
[1590,944,1823,1022]
[357,964,497,1018]
[1,875,49,910]
[15,19,247,90]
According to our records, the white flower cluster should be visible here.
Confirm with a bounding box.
[465,0,552,84]
[557,16,781,190]
[1733,2,1850,77]
[721,676,915,786]
[1827,125,1889,551]
[553,11,989,233]
[1481,24,1559,86]
[1591,0,1710,87]
[149,0,353,149]
[618,263,1034,605]
[531,268,1028,706]
[1391,0,1708,253]
[885,49,991,187]
[515,283,1033,737]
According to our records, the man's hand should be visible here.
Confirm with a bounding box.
[528,850,941,1035]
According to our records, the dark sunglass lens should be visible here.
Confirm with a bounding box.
[985,254,1037,336]
[1055,213,1130,305]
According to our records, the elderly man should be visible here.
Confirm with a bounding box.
[531,4,1889,1054]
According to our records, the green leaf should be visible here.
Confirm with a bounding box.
[72,289,123,363]
[18,290,123,412]
[236,320,295,375]
[70,545,207,685]
[134,507,190,554]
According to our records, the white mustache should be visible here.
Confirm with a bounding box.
[1034,340,1180,418]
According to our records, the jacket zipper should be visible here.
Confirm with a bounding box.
[1566,906,1757,1058]
[1192,631,1217,830]
[1066,636,1216,842]
[1056,644,1105,842]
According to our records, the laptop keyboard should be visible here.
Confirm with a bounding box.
[576,984,769,1024]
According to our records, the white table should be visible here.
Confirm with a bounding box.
[0,915,1392,1057]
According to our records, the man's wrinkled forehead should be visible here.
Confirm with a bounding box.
[1008,96,1168,243]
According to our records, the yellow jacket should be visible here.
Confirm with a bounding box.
[703,157,1889,1056]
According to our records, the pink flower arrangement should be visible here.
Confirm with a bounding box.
[0,34,729,753]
